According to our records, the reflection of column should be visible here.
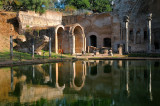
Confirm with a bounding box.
[147,13,152,53]
[73,62,76,79]
[32,65,35,78]
[126,61,130,96]
[123,16,129,53]
[56,63,65,90]
[49,64,52,82]
[11,67,14,91]
[82,61,87,76]
[149,61,153,101]
[134,67,136,83]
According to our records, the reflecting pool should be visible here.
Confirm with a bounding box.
[0,60,160,105]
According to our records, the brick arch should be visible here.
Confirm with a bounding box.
[55,25,65,54]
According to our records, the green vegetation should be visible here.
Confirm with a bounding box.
[0,0,113,13]
[128,53,160,57]
[0,0,50,13]
[0,50,73,62]
[65,0,113,13]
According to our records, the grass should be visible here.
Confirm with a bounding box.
[128,53,160,57]
[0,50,73,62]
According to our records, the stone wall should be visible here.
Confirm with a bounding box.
[113,0,160,53]
[63,13,120,52]
[17,11,62,34]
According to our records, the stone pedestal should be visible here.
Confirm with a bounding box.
[118,44,123,55]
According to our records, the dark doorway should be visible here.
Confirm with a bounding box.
[154,31,160,50]
[90,35,97,47]
[154,42,160,50]
[129,30,134,42]
[104,38,111,47]
[144,31,147,41]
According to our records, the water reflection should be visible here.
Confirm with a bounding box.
[0,60,160,105]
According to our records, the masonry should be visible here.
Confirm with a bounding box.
[16,0,160,55]
[17,11,86,54]
[62,13,120,53]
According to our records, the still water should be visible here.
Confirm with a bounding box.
[0,60,160,106]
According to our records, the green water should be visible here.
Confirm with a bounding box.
[0,60,160,106]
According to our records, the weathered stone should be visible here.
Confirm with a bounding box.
[17,11,62,34]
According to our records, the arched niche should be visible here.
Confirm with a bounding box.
[72,24,85,53]
[55,25,65,54]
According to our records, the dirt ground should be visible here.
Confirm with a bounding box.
[0,11,19,52]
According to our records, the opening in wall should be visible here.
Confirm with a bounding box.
[90,35,97,47]
[103,38,111,47]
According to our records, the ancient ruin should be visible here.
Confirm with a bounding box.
[15,0,160,55]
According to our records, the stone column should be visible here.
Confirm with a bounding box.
[55,33,58,54]
[84,37,87,52]
[72,36,75,54]
[10,36,13,60]
[123,16,129,54]
[147,13,152,53]
[49,34,52,58]
[82,36,85,53]
[32,38,34,60]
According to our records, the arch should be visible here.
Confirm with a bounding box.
[55,25,65,54]
[103,38,111,47]
[71,24,85,54]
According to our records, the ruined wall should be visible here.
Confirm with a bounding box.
[113,0,160,53]
[17,11,62,34]
[63,13,120,52]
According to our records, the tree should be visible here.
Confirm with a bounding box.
[90,0,112,12]
[65,0,90,9]
[65,0,112,13]
[0,0,50,13]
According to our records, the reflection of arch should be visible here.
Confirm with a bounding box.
[90,35,97,47]
[55,63,65,90]
[71,24,85,53]
[70,62,86,91]
[55,25,65,54]
[103,38,111,47]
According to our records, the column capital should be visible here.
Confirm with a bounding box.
[147,13,152,21]
[123,15,129,22]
